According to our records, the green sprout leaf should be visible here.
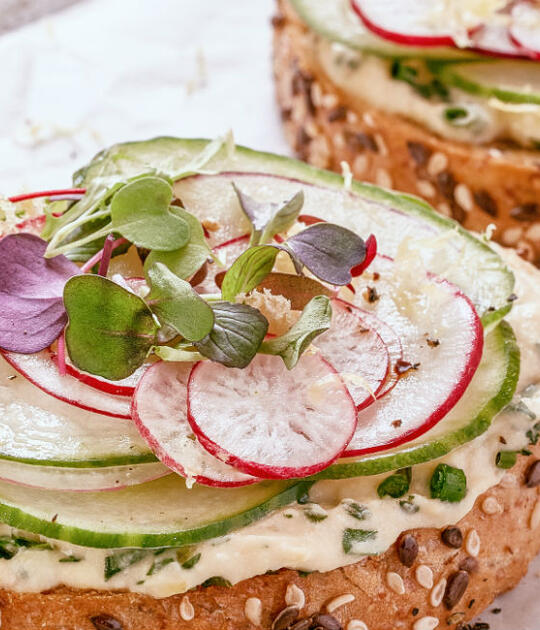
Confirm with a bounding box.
[377,468,411,499]
[260,296,332,369]
[195,301,268,368]
[146,263,214,342]
[144,206,212,281]
[221,245,278,302]
[430,463,467,503]
[233,183,304,246]
[110,176,190,251]
[64,275,158,381]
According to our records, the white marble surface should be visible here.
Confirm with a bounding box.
[0,0,538,627]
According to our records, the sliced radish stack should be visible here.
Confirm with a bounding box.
[196,234,249,295]
[342,255,483,456]
[312,298,389,410]
[188,354,357,479]
[510,1,540,59]
[0,460,169,492]
[1,350,132,419]
[132,361,259,487]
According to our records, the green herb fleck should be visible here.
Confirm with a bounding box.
[391,60,449,100]
[304,505,328,522]
[506,400,537,421]
[104,549,147,581]
[201,576,232,588]
[399,495,420,514]
[344,501,370,521]
[147,557,175,576]
[496,451,517,469]
[59,555,82,563]
[181,553,202,570]
[377,468,411,499]
[430,464,467,502]
[527,421,540,445]
[342,528,377,554]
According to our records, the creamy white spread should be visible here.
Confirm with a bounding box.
[316,39,540,148]
[0,247,538,598]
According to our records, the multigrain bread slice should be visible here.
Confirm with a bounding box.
[0,442,539,630]
[272,0,540,267]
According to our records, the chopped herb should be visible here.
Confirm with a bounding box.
[297,570,312,578]
[147,557,174,576]
[181,553,201,570]
[59,555,82,563]
[297,489,311,505]
[0,536,52,560]
[104,549,147,581]
[201,576,232,588]
[390,60,449,100]
[496,450,517,470]
[430,464,467,502]
[399,495,420,514]
[527,421,540,445]
[506,400,536,421]
[344,501,370,521]
[342,528,377,554]
[377,468,411,499]
[283,513,294,519]
[521,448,532,456]
[304,505,328,522]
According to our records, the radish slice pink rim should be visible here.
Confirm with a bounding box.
[8,189,86,203]
[343,267,484,458]
[131,361,259,488]
[187,353,358,479]
[1,349,132,420]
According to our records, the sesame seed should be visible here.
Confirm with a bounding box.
[352,155,368,175]
[245,598,262,626]
[304,121,319,138]
[374,134,388,157]
[465,529,480,557]
[362,112,375,127]
[430,577,447,607]
[416,180,436,198]
[346,110,358,124]
[502,226,523,246]
[530,499,540,530]
[326,593,355,613]
[416,565,434,589]
[413,616,439,630]
[333,132,346,150]
[386,571,405,595]
[454,184,473,212]
[375,168,393,189]
[437,202,452,217]
[481,497,503,515]
[427,152,448,177]
[310,82,323,108]
[347,621,368,630]
[526,223,540,242]
[180,595,195,621]
[321,93,339,109]
[285,584,306,609]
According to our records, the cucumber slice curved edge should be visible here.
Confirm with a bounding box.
[288,0,480,61]
[0,475,309,549]
[438,60,540,106]
[313,320,519,479]
[73,136,514,324]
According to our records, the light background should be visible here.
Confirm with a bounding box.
[0,1,538,627]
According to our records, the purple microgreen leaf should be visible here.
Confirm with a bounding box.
[0,234,80,353]
[97,234,116,277]
[195,301,269,368]
[255,273,335,310]
[64,275,158,381]
[232,184,304,246]
[286,223,367,285]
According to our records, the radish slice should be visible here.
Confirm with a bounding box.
[470,21,529,59]
[0,460,169,492]
[342,255,483,456]
[1,350,132,419]
[132,361,259,487]
[312,298,389,410]
[188,354,357,479]
[197,234,249,295]
[510,1,540,59]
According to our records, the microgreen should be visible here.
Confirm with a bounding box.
[233,183,304,246]
[110,176,190,251]
[144,205,212,281]
[64,275,158,380]
[0,234,80,354]
[260,296,332,369]
[145,263,214,341]
[195,301,269,368]
[221,246,279,302]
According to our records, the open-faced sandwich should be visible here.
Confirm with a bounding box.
[0,136,539,630]
[273,0,540,267]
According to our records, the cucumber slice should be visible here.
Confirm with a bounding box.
[288,0,479,60]
[313,320,519,479]
[74,139,514,324]
[0,353,155,468]
[0,475,304,548]
[439,60,540,105]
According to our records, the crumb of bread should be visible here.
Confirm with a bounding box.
[237,289,298,335]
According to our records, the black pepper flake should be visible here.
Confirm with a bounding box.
[412,607,419,616]
[441,526,463,548]
[491,608,501,614]
[90,614,123,630]
[506,293,518,303]
[327,106,347,122]
[525,459,540,487]
[392,420,403,428]
[426,338,440,348]
[51,514,58,523]
[443,570,469,609]
[271,14,286,28]
[407,141,431,166]
[291,67,315,114]
[6,375,17,381]
[363,286,380,303]
[510,202,539,222]
[372,271,380,281]
[281,108,292,122]
[499,436,507,444]
[474,190,498,217]
[395,360,420,377]
[345,131,378,153]
[398,534,418,567]
[468,598,476,609]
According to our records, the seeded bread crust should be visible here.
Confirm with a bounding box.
[0,444,539,630]
[272,0,540,267]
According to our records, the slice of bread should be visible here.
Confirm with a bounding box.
[0,440,539,629]
[272,0,540,267]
